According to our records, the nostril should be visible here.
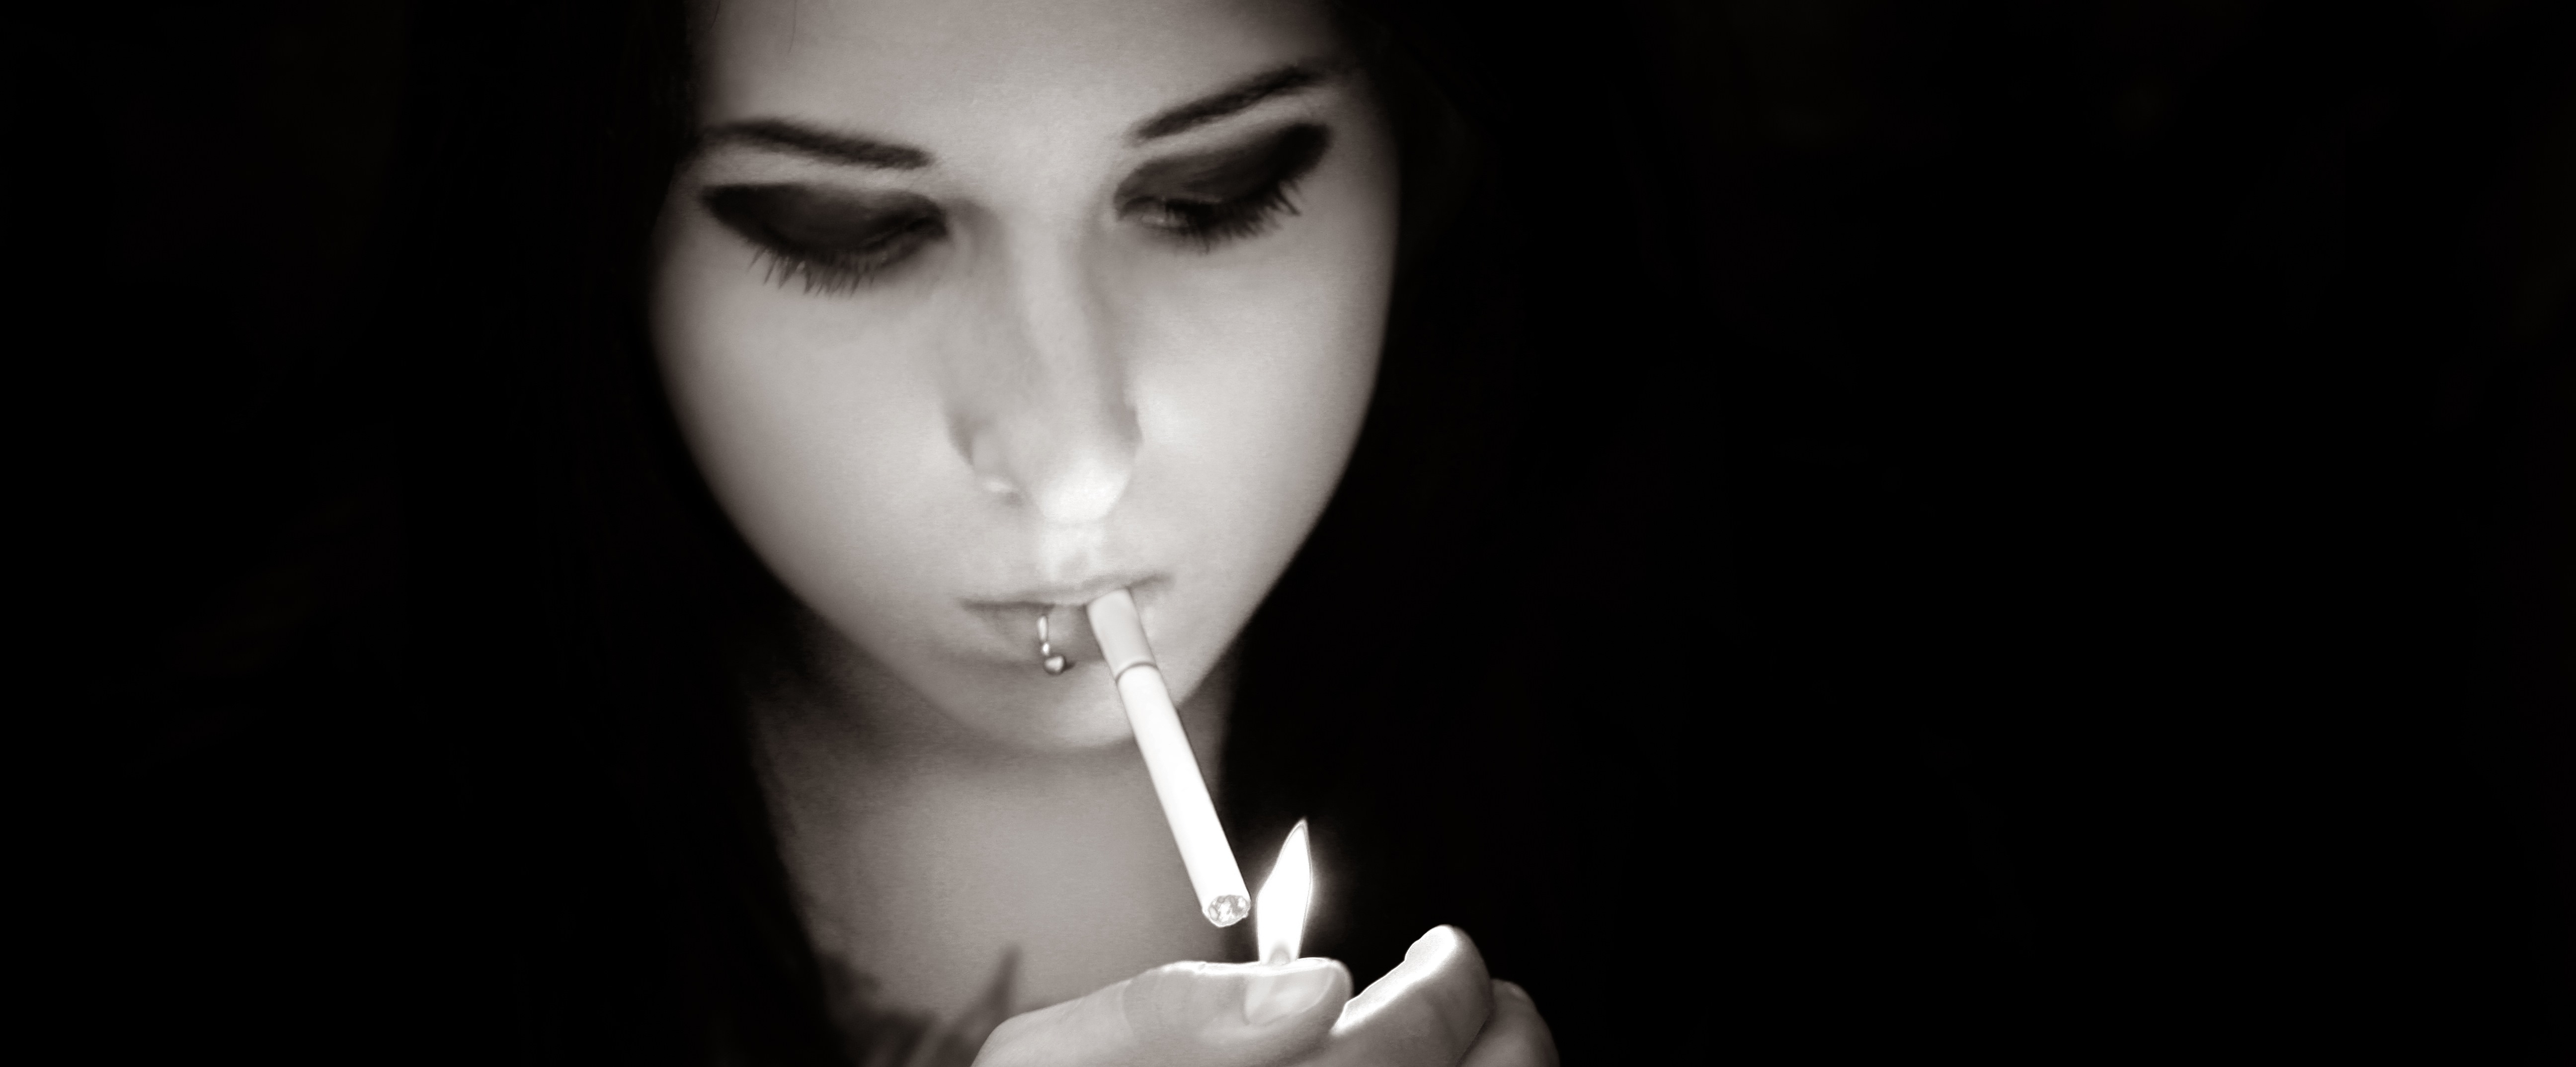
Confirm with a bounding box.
[967,432,1020,497]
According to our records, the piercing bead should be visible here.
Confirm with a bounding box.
[1037,613,1069,674]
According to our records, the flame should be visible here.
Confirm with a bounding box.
[1255,820,1313,966]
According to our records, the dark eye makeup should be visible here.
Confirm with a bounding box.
[1117,123,1332,249]
[700,121,1333,294]
[700,184,948,294]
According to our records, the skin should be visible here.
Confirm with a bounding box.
[656,0,1389,750]
[651,0,1555,1062]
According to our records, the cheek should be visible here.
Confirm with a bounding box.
[648,213,964,625]
[1148,277,1381,521]
[1125,171,1397,611]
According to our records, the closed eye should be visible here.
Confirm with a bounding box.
[1116,123,1332,250]
[701,183,948,293]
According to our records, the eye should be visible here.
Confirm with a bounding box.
[1117,124,1332,250]
[701,184,947,293]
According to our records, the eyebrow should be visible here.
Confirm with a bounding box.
[1130,62,1337,143]
[696,60,1339,167]
[697,118,933,169]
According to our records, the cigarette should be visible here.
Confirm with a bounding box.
[1086,588,1251,927]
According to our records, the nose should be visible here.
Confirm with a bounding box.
[949,233,1140,526]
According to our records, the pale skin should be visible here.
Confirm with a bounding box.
[651,0,1554,1062]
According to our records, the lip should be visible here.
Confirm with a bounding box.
[961,574,1168,664]
[968,572,1166,610]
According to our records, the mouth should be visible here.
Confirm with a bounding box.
[961,574,1167,666]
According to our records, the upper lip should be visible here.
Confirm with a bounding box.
[966,572,1162,609]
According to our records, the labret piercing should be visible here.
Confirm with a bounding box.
[1037,613,1069,675]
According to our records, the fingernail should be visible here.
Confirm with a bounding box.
[1406,925,1461,962]
[1242,961,1335,1025]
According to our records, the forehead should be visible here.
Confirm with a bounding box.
[698,0,1344,148]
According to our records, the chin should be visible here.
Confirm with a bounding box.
[953,672,1138,750]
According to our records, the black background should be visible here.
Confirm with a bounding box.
[21,0,2570,1062]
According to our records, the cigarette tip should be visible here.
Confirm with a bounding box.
[1205,894,1249,927]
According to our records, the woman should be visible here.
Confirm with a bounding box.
[63,0,2572,1061]
[380,0,1700,1062]
[652,0,1539,1061]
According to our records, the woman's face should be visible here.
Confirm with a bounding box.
[652,0,1397,747]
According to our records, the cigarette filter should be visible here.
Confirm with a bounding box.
[1086,588,1251,926]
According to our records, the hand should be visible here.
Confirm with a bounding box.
[974,926,1557,1067]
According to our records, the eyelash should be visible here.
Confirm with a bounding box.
[1126,173,1310,251]
[752,214,947,296]
[717,143,1320,295]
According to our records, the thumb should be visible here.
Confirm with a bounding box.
[976,958,1350,1067]
[1319,926,1493,1066]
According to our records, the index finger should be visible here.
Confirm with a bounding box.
[1457,982,1557,1067]
[977,959,1348,1067]
[1320,926,1494,1066]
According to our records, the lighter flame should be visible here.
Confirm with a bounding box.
[1255,820,1313,966]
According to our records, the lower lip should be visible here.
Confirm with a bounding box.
[963,577,1166,663]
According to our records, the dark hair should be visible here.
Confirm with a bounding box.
[63,0,2573,1062]
[376,1,1711,1063]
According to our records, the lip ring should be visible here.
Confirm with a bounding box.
[1037,613,1070,675]
[963,574,1167,668]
